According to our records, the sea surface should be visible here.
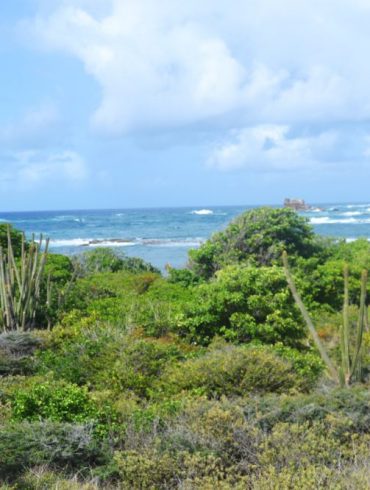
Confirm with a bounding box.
[1,203,370,270]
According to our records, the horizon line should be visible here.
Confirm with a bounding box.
[0,200,367,214]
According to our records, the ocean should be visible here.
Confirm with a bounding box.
[1,203,370,270]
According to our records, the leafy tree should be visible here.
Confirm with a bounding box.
[189,207,318,278]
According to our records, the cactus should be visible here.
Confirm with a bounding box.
[282,251,339,383]
[282,251,368,386]
[349,269,368,383]
[0,226,49,332]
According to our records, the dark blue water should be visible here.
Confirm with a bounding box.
[1,203,370,270]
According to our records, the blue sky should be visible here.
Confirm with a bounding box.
[2,0,370,211]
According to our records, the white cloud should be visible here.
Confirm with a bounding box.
[207,125,338,171]
[23,0,370,133]
[20,0,370,176]
[24,0,370,134]
[0,150,88,190]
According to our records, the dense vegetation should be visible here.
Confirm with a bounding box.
[1,209,370,489]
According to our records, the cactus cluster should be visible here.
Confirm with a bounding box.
[283,251,368,386]
[0,227,49,332]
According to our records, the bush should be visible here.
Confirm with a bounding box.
[17,470,102,490]
[75,248,159,275]
[177,265,305,346]
[37,325,186,397]
[44,254,74,285]
[111,338,185,397]
[243,388,370,434]
[167,267,201,287]
[116,397,260,487]
[10,380,98,423]
[35,323,123,386]
[0,332,42,376]
[0,421,108,480]
[189,207,319,278]
[157,344,302,397]
[113,449,228,490]
[121,256,160,275]
[272,344,323,391]
[0,224,25,257]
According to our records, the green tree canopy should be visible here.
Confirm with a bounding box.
[189,207,319,278]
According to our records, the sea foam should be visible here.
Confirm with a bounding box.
[310,217,370,225]
[191,209,214,215]
[49,237,204,249]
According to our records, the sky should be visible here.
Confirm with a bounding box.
[2,0,370,211]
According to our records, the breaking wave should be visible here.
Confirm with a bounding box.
[310,217,370,225]
[191,209,214,215]
[346,204,370,209]
[49,237,204,249]
[340,211,363,216]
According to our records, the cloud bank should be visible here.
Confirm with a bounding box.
[23,0,370,173]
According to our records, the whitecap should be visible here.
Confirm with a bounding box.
[50,238,136,248]
[341,211,363,216]
[191,209,214,215]
[310,217,370,225]
[50,238,92,247]
[346,204,370,209]
[142,238,204,248]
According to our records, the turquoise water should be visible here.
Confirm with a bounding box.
[1,203,370,270]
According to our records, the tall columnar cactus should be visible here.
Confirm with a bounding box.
[282,251,368,387]
[0,227,49,332]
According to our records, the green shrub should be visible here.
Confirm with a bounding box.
[243,388,370,434]
[11,380,98,423]
[120,256,160,275]
[111,338,185,397]
[0,421,108,480]
[272,344,324,391]
[167,267,201,287]
[132,272,159,294]
[0,355,35,376]
[0,224,24,257]
[157,344,301,397]
[75,248,125,274]
[177,265,305,346]
[37,325,186,397]
[17,469,102,490]
[113,449,227,490]
[74,248,159,275]
[129,279,194,337]
[0,332,43,356]
[0,332,43,376]
[44,253,74,285]
[251,464,336,490]
[35,324,120,386]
